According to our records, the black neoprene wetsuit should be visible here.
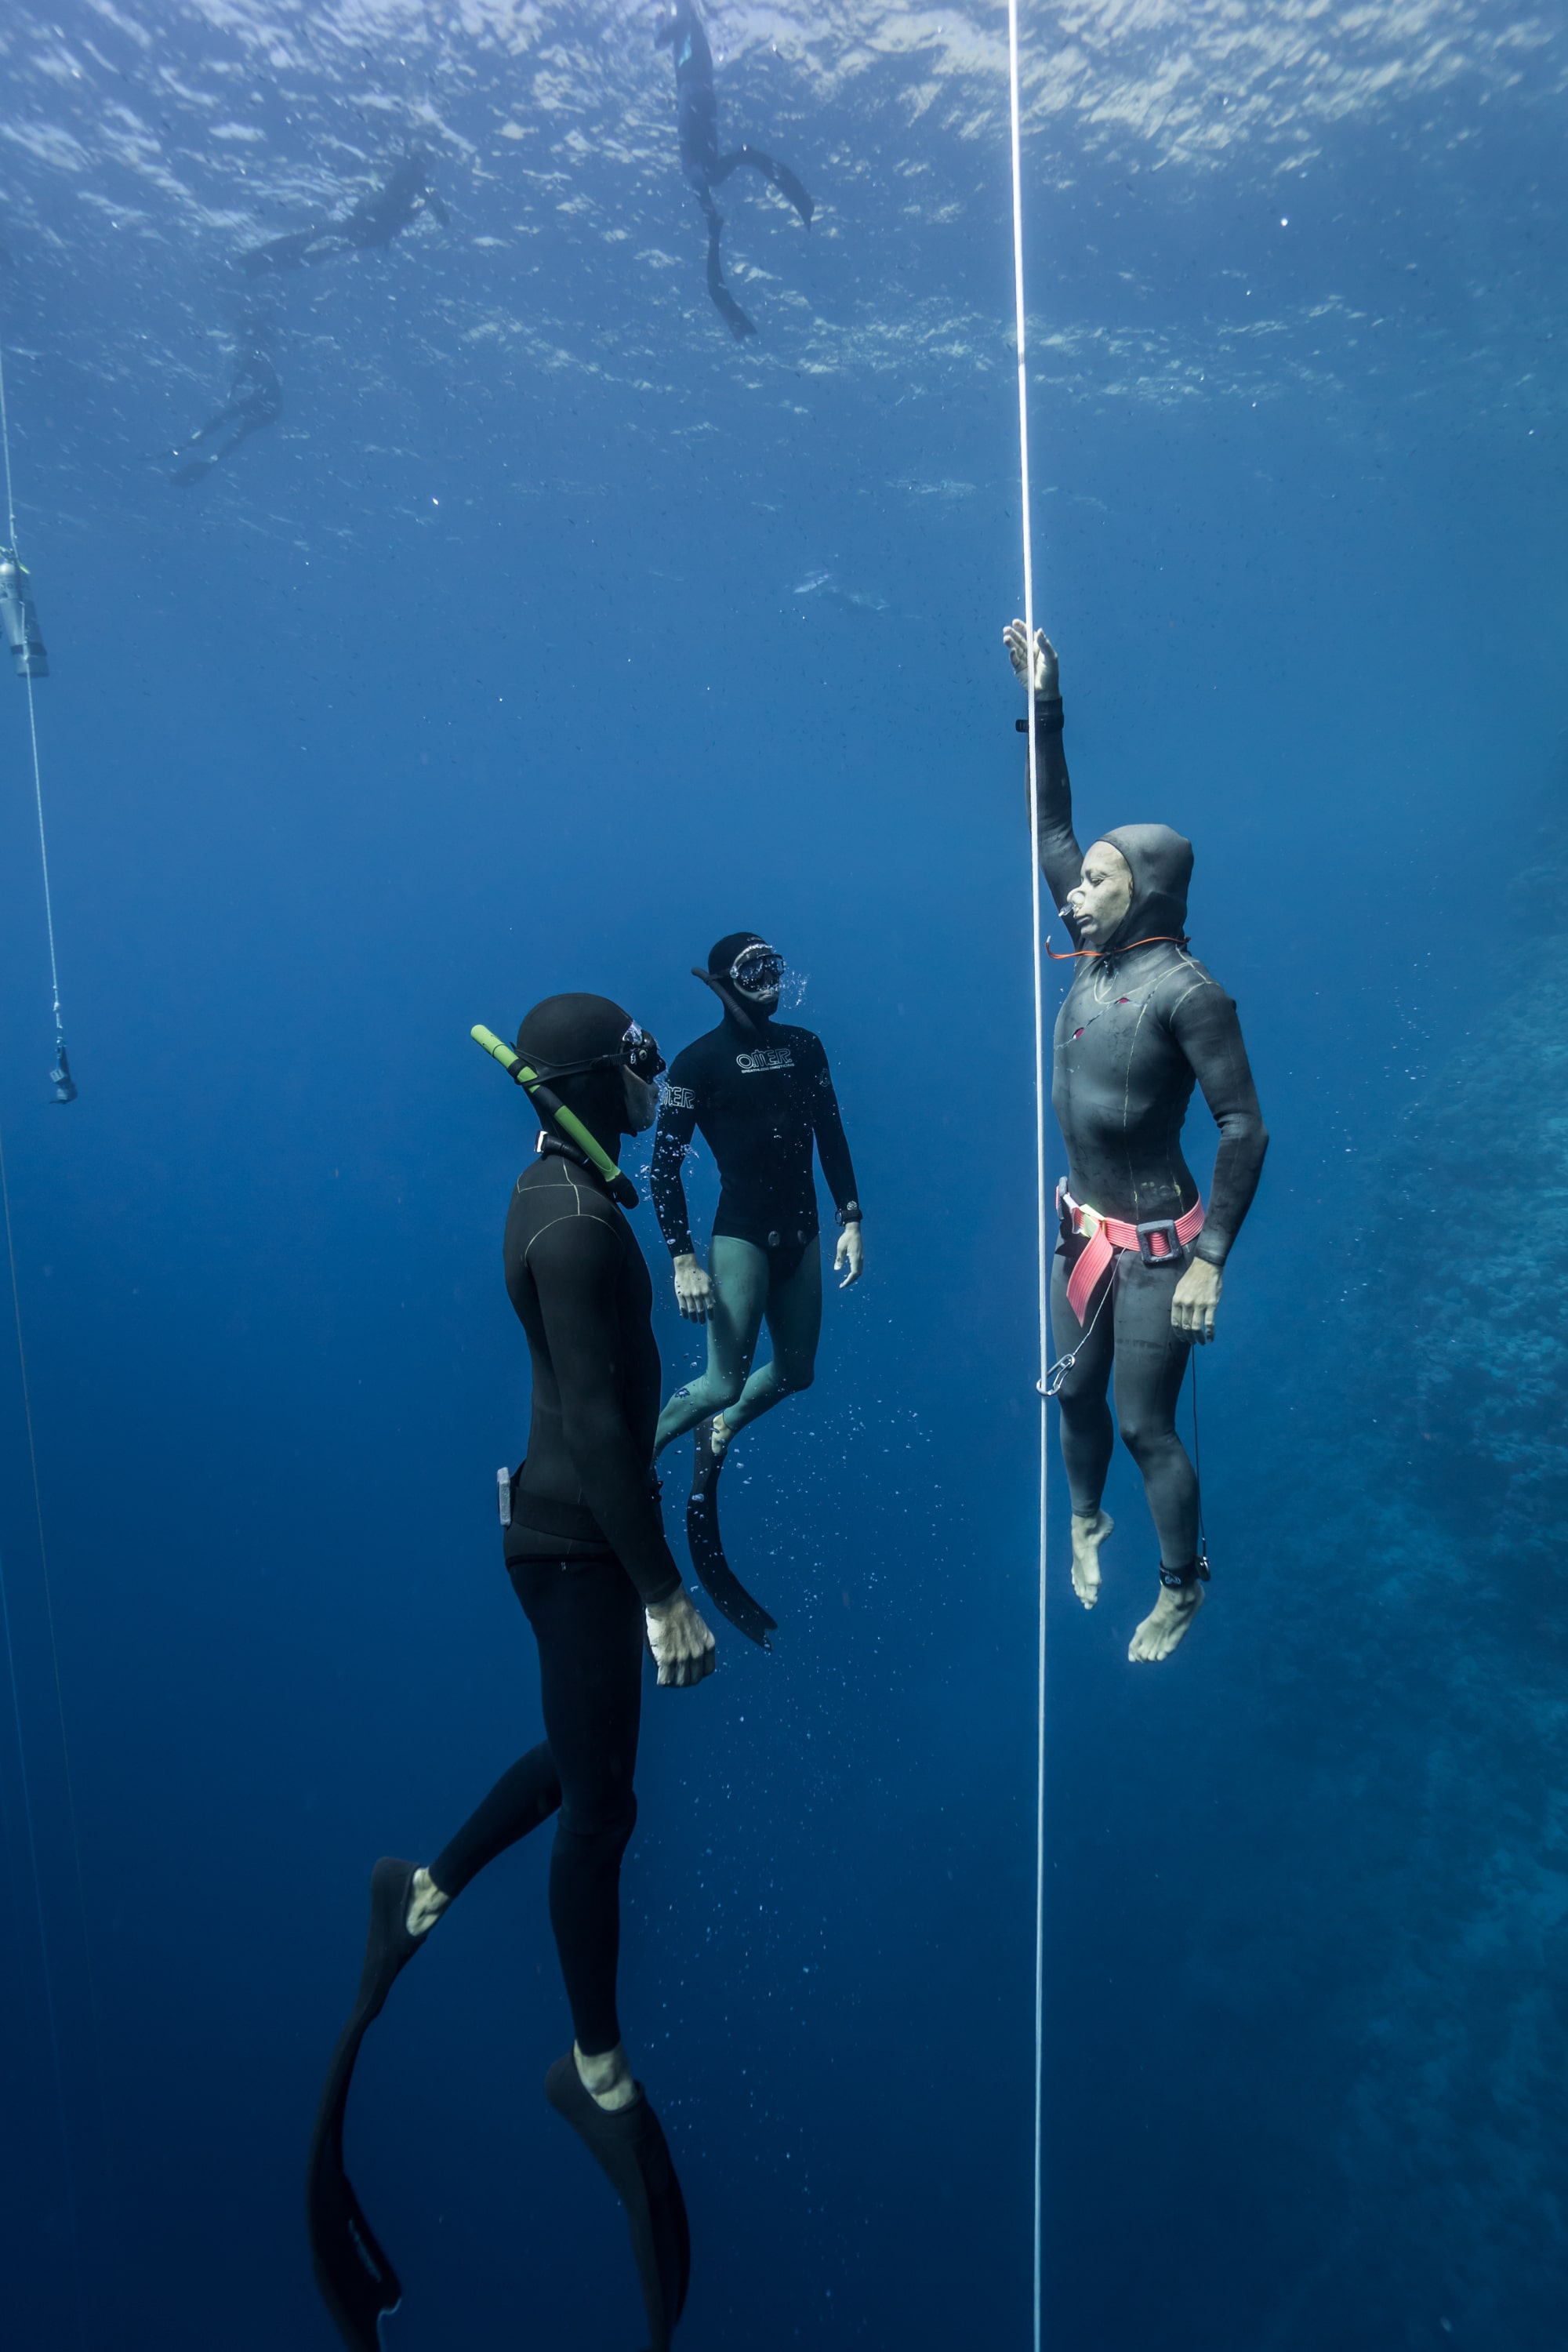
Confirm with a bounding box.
[424,1138,681,2056]
[651,1014,860,1268]
[240,152,448,277]
[1028,695,1268,1576]
[503,1141,682,1598]
[657,0,812,341]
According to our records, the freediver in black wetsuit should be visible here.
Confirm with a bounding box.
[240,148,449,278]
[1005,620,1269,1664]
[655,0,813,342]
[307,996,712,2352]
[650,936,862,1640]
[168,317,282,487]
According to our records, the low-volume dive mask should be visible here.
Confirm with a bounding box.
[530,1020,666,1085]
[728,944,786,1001]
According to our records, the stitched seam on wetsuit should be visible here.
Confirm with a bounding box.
[1120,1000,1152,1135]
[521,1168,613,1269]
[1156,973,1200,1217]
[1118,999,1155,1220]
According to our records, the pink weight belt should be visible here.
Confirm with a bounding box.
[1058,1183,1206,1322]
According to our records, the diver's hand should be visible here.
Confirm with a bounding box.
[1004,619,1058,698]
[1171,1256,1221,1344]
[834,1223,864,1290]
[645,1589,717,1687]
[672,1254,715,1322]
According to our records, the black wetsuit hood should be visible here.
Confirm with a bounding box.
[516,991,637,1147]
[1096,823,1192,953]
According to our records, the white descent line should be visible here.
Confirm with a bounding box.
[0,338,67,1057]
[1005,2,1049,2348]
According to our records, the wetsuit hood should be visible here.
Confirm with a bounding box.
[1096,823,1192,952]
[517,992,633,1073]
[517,993,637,1145]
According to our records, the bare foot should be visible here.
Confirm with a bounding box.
[1128,1581,1203,1663]
[1069,1510,1113,1609]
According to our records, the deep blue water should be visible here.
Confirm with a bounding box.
[2,4,1566,2347]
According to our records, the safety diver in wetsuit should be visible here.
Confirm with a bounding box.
[1004,620,1269,1664]
[168,318,282,488]
[307,995,713,2352]
[650,935,862,1640]
[239,148,448,278]
[655,0,813,343]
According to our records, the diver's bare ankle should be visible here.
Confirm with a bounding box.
[1128,1577,1203,1664]
[1068,1509,1112,1610]
[575,2040,638,2111]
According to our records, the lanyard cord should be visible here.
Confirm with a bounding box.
[1005,5,1048,2347]
[0,338,67,1070]
[1045,932,1187,962]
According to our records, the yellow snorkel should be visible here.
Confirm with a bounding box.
[471,1024,639,1209]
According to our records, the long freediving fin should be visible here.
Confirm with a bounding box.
[705,221,756,342]
[686,1417,777,1648]
[307,1857,426,2351]
[238,227,318,278]
[544,2054,691,2352]
[730,146,813,229]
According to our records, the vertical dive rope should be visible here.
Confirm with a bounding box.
[0,1113,86,2339]
[0,337,92,2333]
[1005,6,1049,2348]
[0,336,71,1099]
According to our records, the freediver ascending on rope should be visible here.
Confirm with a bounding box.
[651,935,863,1643]
[307,995,713,2352]
[1005,620,1269,1663]
[655,0,813,342]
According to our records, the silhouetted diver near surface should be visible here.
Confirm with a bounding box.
[1006,619,1269,1664]
[240,149,448,277]
[655,0,812,341]
[169,319,281,487]
[307,995,709,2352]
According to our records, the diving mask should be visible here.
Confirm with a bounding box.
[532,1020,666,1085]
[729,944,785,1000]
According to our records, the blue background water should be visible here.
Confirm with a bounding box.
[2,3,1566,2346]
